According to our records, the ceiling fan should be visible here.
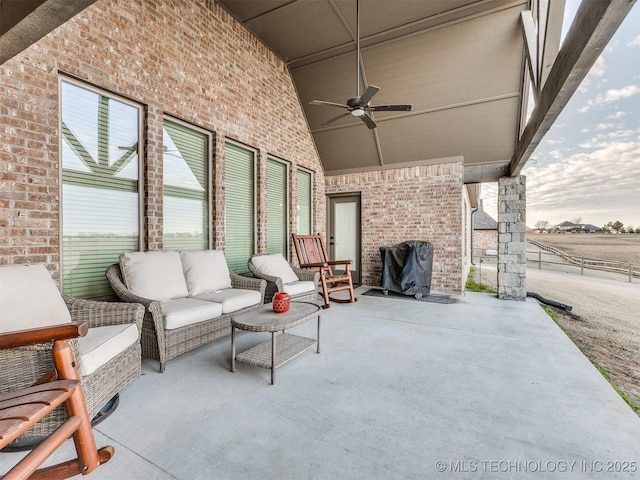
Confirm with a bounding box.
[309,0,412,129]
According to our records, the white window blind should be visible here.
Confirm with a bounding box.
[296,169,312,235]
[224,143,255,272]
[266,158,288,256]
[163,119,209,251]
[61,80,140,299]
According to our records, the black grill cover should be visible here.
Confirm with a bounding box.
[380,241,434,296]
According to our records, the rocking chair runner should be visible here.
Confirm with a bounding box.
[291,233,357,309]
[0,322,113,479]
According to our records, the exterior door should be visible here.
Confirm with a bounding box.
[328,194,361,284]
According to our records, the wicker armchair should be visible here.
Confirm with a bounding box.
[0,264,144,449]
[106,254,266,373]
[248,253,319,304]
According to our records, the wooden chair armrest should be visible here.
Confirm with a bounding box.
[0,321,88,350]
[326,259,352,266]
[300,260,351,269]
[299,261,328,269]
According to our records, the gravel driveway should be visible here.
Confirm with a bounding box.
[471,260,640,411]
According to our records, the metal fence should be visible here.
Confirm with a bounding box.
[472,244,639,283]
[525,240,639,282]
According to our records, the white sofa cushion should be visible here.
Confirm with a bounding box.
[160,298,223,330]
[119,251,189,301]
[180,250,232,296]
[0,264,71,332]
[193,289,261,314]
[250,254,298,284]
[78,324,139,376]
[282,280,316,297]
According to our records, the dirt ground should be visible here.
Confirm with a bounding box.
[471,251,640,414]
[527,233,640,263]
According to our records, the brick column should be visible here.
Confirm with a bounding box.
[497,175,526,300]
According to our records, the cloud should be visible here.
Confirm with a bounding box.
[629,34,640,47]
[603,85,640,102]
[578,85,640,112]
[607,111,627,119]
[595,123,614,130]
[521,136,640,226]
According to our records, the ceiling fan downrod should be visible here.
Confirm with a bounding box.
[307,0,412,129]
[356,0,360,98]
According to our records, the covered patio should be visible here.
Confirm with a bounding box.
[2,289,638,479]
[2,1,638,477]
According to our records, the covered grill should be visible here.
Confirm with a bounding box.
[379,241,434,298]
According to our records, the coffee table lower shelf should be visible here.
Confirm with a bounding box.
[235,333,316,370]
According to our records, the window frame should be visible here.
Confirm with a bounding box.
[266,155,290,258]
[162,115,213,250]
[296,167,314,236]
[224,139,258,273]
[58,75,144,298]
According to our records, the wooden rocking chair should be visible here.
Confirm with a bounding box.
[292,233,357,309]
[0,322,114,479]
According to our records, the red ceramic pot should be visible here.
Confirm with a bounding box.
[273,292,291,313]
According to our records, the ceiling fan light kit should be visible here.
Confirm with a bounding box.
[309,0,412,130]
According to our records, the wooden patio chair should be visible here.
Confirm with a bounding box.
[291,233,357,309]
[0,322,114,479]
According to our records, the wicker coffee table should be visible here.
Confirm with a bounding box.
[231,302,321,384]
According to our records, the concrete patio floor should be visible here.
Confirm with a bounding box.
[2,288,639,479]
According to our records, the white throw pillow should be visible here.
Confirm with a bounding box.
[0,264,72,332]
[180,250,232,296]
[119,251,189,301]
[250,254,298,284]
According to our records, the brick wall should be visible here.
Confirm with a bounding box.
[474,230,498,253]
[0,0,324,281]
[325,162,466,294]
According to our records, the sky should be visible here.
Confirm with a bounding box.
[482,0,640,229]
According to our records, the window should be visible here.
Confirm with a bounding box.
[266,158,289,256]
[60,79,141,298]
[224,142,256,272]
[296,168,312,235]
[163,119,210,251]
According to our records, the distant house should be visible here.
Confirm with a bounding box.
[552,221,598,233]
[472,200,498,255]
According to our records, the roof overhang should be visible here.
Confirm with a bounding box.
[0,0,97,65]
[1,0,634,185]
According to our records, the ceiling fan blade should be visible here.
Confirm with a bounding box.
[322,112,351,127]
[310,100,349,109]
[369,104,413,112]
[358,85,380,105]
[360,113,377,129]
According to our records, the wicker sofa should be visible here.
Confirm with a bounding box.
[106,250,266,372]
[0,263,144,448]
[247,253,319,304]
